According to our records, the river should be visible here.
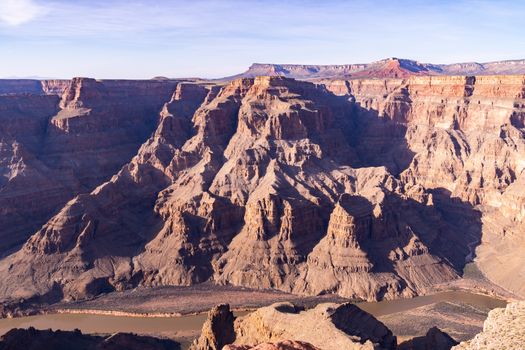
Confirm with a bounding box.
[0,290,507,345]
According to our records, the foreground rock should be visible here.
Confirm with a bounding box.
[398,327,458,350]
[191,302,396,350]
[0,327,180,350]
[223,340,320,350]
[190,304,235,350]
[453,301,525,350]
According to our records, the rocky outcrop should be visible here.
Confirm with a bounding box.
[453,301,525,350]
[190,304,235,350]
[398,327,458,350]
[223,340,320,350]
[0,327,180,350]
[191,302,395,350]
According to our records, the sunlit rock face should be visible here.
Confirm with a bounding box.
[192,302,396,350]
[453,302,525,350]
[323,75,525,298]
[0,74,523,303]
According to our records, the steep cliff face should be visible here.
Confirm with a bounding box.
[0,76,482,304]
[323,75,525,298]
[0,93,61,253]
[0,74,523,304]
[0,78,179,255]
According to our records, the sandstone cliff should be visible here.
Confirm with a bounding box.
[323,75,525,298]
[191,302,396,350]
[0,78,179,255]
[0,74,524,304]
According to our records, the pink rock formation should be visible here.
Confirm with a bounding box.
[0,73,523,304]
[0,78,179,255]
[192,302,395,350]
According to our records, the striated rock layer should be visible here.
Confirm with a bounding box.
[0,78,180,255]
[0,74,524,303]
[322,75,525,298]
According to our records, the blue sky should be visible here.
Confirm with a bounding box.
[0,0,524,79]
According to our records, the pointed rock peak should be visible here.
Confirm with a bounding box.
[190,304,235,350]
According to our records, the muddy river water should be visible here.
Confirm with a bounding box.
[0,290,507,344]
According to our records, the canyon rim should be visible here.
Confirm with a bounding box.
[1,0,525,349]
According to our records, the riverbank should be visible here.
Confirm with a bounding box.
[0,283,514,349]
[48,284,350,317]
[1,273,516,321]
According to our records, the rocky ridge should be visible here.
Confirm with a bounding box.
[230,58,525,80]
[191,302,396,350]
[0,76,480,304]
[0,73,523,305]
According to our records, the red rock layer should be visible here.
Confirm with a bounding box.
[0,78,179,254]
[323,75,525,297]
[0,76,487,303]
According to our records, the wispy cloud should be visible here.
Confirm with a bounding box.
[0,0,45,26]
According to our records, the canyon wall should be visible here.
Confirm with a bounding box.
[0,74,523,304]
[0,78,179,254]
[323,75,525,297]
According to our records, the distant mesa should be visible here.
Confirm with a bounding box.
[226,57,525,80]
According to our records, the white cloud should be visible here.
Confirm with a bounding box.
[0,0,44,26]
